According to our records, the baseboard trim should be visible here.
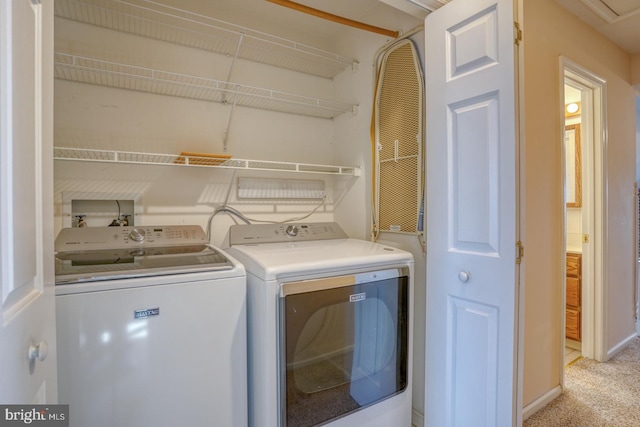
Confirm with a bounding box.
[522,385,562,421]
[411,407,424,427]
[565,338,581,351]
[607,332,638,360]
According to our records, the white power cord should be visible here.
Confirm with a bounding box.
[206,194,328,240]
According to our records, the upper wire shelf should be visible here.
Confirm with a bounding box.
[53,147,362,176]
[54,52,357,119]
[54,0,358,79]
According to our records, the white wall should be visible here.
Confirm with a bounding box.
[636,94,640,336]
[632,53,640,87]
[53,17,364,245]
[636,95,640,181]
[565,114,582,252]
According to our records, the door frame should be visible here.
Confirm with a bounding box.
[560,57,608,375]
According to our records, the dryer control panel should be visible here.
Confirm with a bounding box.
[228,222,348,245]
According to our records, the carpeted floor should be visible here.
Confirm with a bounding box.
[524,337,640,427]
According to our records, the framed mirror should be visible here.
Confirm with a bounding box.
[565,124,582,207]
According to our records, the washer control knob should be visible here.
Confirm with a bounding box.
[285,225,299,237]
[129,228,146,242]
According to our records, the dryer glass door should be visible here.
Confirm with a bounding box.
[280,269,408,426]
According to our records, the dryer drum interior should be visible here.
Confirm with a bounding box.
[280,272,409,427]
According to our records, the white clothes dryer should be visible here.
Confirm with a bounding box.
[225,222,414,427]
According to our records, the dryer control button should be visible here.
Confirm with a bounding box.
[285,225,299,237]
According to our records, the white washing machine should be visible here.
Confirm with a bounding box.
[54,225,247,427]
[224,222,414,427]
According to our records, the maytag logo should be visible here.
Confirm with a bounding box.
[349,293,366,303]
[134,307,160,319]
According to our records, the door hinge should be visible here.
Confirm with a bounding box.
[514,21,523,46]
[516,241,524,264]
[582,234,590,243]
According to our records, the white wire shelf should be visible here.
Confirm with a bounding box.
[54,0,358,79]
[53,147,362,177]
[54,53,357,119]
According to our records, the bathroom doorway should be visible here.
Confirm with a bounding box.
[562,58,607,374]
[563,80,584,365]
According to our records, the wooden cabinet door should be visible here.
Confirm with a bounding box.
[566,308,581,341]
[566,253,581,278]
[566,253,582,341]
[566,276,581,307]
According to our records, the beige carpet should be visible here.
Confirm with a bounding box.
[524,337,640,427]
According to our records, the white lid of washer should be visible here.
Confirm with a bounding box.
[225,238,413,281]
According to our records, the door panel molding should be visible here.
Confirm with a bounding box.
[449,92,500,256]
[447,296,499,425]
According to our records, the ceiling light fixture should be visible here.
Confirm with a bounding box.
[565,102,580,116]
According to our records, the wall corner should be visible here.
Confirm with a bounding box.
[632,52,640,88]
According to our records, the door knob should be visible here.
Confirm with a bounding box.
[28,340,49,362]
[458,271,470,283]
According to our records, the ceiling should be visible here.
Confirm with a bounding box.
[255,0,640,55]
[309,0,640,54]
[291,0,640,55]
[555,0,640,54]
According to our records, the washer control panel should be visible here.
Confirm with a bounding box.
[228,222,348,245]
[55,225,208,252]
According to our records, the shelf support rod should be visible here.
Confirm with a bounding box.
[223,85,240,152]
[226,34,244,83]
[221,35,244,152]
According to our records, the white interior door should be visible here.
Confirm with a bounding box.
[0,0,56,403]
[425,0,519,425]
